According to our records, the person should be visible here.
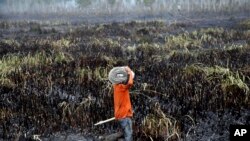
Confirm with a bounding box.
[113,66,134,141]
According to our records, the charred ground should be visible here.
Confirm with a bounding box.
[0,18,250,140]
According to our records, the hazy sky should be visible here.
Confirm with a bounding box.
[0,0,250,20]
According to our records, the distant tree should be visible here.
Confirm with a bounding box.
[76,0,92,7]
[143,0,156,6]
[108,0,116,5]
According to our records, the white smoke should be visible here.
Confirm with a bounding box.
[0,0,249,19]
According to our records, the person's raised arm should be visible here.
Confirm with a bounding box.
[125,66,134,87]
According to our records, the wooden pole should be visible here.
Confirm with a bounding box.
[94,117,115,126]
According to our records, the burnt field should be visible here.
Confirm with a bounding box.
[0,18,250,141]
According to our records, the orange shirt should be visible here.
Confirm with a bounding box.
[113,67,133,120]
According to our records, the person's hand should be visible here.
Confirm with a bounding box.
[124,66,131,72]
[124,66,135,79]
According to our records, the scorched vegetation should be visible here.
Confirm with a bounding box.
[0,19,250,140]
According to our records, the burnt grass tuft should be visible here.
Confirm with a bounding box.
[0,19,250,140]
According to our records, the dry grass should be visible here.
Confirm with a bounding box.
[1,19,250,140]
[238,19,250,29]
[165,27,239,50]
[165,32,202,50]
[142,103,180,140]
[0,39,21,49]
[0,51,73,87]
[90,37,120,48]
[184,64,249,100]
[51,38,71,50]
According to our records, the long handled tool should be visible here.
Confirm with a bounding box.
[94,117,115,126]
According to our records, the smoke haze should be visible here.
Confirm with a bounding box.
[0,0,250,21]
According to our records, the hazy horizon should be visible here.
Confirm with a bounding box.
[0,0,250,22]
